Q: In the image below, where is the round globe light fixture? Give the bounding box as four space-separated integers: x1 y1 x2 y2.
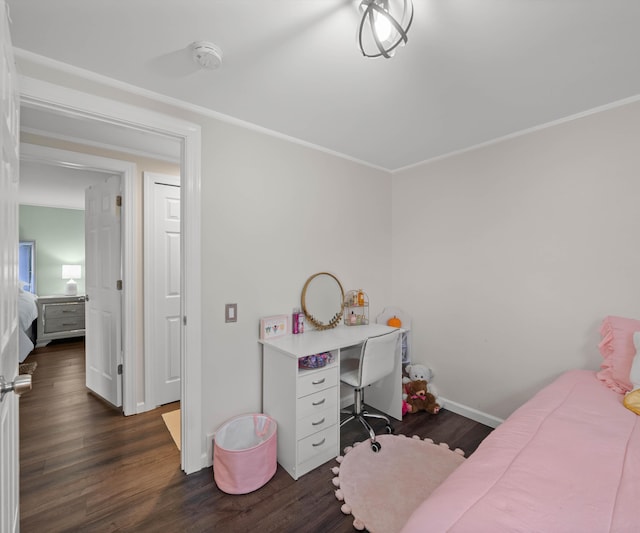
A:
358 0 414 59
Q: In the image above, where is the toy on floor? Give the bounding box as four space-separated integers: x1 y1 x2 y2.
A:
403 379 440 414
402 363 442 408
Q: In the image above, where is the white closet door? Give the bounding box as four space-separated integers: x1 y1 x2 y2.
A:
144 173 181 407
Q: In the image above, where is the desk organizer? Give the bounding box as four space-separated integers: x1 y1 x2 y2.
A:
344 289 369 326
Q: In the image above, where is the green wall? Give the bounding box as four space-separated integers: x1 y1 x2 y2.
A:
19 205 85 296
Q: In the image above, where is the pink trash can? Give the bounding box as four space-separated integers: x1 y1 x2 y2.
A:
213 414 277 494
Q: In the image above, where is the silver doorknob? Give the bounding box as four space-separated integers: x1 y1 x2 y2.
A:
0 375 32 402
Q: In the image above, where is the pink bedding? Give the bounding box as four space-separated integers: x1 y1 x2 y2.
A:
401 370 640 533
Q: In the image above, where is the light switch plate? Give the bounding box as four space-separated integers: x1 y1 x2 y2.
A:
225 303 237 323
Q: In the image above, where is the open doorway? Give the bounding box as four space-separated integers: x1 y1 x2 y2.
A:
19 141 183 409
19 146 185 450
18 155 115 366
16 80 206 473
19 146 130 408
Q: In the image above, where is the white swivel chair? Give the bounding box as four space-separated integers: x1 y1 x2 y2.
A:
340 330 400 452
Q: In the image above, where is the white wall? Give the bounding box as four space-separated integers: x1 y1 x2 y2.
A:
199 120 392 437
392 100 640 421
19 159 108 209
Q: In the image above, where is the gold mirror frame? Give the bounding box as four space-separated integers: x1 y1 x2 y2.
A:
301 272 345 330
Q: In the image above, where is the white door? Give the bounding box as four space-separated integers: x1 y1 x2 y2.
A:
0 0 22 529
144 173 181 406
85 176 123 407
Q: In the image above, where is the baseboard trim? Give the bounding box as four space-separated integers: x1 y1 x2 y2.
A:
440 397 504 428
205 432 215 467
342 391 503 428
202 452 211 469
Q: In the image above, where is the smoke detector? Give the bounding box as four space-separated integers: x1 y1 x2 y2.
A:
191 41 223 69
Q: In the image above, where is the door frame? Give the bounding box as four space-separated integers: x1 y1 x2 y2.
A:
19 77 203 475
143 171 181 409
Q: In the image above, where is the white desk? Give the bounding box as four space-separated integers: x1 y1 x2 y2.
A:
260 324 402 480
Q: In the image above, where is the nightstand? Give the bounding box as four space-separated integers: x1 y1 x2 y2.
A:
36 295 86 347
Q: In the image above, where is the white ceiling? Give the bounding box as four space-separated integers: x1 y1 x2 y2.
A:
19 160 112 210
7 0 640 171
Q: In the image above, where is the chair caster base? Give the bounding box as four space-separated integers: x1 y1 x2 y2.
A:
371 441 382 452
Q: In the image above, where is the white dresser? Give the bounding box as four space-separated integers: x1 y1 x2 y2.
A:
260 324 401 480
36 295 86 347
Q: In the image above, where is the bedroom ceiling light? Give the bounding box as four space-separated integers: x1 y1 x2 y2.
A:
62 264 81 296
191 41 223 69
358 0 413 59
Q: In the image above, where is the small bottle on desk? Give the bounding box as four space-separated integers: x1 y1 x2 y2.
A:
292 309 299 334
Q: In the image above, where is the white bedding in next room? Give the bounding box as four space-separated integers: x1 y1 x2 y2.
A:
18 288 38 362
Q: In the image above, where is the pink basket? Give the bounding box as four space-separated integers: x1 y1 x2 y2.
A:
213 414 277 494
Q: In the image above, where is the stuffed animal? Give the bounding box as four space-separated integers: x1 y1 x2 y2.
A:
402 363 433 384
403 379 440 414
402 363 441 402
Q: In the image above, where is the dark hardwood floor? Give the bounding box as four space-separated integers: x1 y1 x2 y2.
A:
19 339 493 532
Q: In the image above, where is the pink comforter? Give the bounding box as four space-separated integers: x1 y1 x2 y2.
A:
401 370 640 533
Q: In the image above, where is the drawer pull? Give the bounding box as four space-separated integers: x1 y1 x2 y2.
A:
312 438 326 447
311 398 326 406
311 378 325 385
62 322 78 326
311 417 325 426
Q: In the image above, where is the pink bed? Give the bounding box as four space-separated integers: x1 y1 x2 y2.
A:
401 369 640 533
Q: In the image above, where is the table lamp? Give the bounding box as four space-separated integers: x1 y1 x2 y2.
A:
62 264 81 296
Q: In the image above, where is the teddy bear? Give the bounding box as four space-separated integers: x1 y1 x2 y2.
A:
403 379 440 414
402 363 433 384
402 363 441 406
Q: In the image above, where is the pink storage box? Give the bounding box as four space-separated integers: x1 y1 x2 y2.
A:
213 414 277 494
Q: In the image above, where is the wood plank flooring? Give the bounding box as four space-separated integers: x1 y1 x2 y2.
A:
19 339 493 532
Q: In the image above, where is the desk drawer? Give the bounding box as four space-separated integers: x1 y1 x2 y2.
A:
297 389 337 419
297 366 337 398
297 406 337 440
44 316 85 334
297 425 337 464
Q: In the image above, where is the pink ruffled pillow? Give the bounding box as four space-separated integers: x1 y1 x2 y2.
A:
596 316 640 394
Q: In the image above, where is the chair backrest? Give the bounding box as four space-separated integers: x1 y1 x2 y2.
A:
358 330 400 388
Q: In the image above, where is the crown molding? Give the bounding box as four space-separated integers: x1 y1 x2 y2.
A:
393 93 640 174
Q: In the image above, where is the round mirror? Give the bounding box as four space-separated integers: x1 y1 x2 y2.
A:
301 272 345 330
